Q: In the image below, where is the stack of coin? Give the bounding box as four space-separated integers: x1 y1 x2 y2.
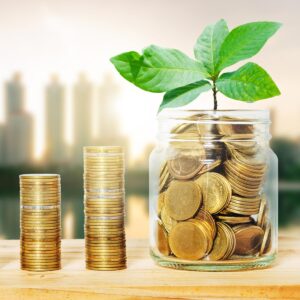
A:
224 155 266 198
155 113 272 262
84 146 126 271
223 195 261 216
19 174 61 271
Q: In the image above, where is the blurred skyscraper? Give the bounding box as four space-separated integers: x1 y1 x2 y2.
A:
5 72 24 117
73 73 93 164
4 73 33 165
95 74 128 154
45 75 66 163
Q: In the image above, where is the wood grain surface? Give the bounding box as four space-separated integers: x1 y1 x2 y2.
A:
0 232 299 299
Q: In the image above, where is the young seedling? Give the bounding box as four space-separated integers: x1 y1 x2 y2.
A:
110 20 281 112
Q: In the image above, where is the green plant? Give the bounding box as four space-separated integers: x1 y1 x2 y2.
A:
110 20 281 112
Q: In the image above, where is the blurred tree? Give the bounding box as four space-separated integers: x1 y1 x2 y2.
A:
271 138 300 180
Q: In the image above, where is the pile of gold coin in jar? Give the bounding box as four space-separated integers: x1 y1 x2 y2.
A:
157 115 271 261
84 146 127 270
20 174 61 271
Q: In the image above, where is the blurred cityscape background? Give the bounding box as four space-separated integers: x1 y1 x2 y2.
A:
0 0 299 239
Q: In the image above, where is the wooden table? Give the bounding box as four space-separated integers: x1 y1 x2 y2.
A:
0 232 299 299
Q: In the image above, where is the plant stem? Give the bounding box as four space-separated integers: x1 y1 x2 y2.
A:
212 81 218 110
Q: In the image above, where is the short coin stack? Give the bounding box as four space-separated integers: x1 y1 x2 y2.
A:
19 174 61 271
84 146 126 270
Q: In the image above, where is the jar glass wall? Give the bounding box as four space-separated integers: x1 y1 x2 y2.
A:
149 110 278 271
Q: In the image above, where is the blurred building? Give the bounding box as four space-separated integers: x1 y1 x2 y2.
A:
5 72 24 117
94 74 129 154
4 113 34 165
3 73 33 165
45 75 66 163
72 73 93 164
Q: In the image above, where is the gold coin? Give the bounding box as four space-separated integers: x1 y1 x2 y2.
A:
20 180 60 185
85 256 126 262
216 215 253 224
85 243 125 248
196 172 231 214
197 159 222 176
21 268 60 272
85 207 123 213
84 146 123 153
86 266 126 271
85 264 126 269
85 233 124 239
21 262 61 268
224 160 264 181
195 209 216 238
21 232 60 237
21 246 60 251
168 153 203 180
233 225 264 255
226 180 260 198
84 161 124 166
224 207 255 216
159 170 172 193
20 188 60 194
157 192 165 217
227 202 260 211
171 122 197 134
257 196 267 227
85 219 123 225
86 252 125 257
165 180 201 221
21 254 60 259
169 221 208 260
207 222 235 260
20 174 60 179
85 221 124 227
85 243 125 249
260 222 272 255
84 229 124 239
217 116 254 136
84 175 124 181
86 243 125 249
85 236 125 242
228 200 260 210
85 228 124 234
86 250 126 255
226 173 263 189
189 219 213 252
160 206 177 233
84 204 124 210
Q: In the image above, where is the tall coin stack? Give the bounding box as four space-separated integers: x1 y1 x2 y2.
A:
20 174 61 271
84 146 127 271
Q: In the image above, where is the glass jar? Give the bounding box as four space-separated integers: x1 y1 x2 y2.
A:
149 110 278 271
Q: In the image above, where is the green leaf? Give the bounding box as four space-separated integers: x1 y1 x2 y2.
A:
110 51 143 84
217 22 282 72
194 19 229 76
111 45 209 93
216 62 280 101
138 45 209 92
158 80 212 112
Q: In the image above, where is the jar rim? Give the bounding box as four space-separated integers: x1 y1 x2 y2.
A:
158 109 270 124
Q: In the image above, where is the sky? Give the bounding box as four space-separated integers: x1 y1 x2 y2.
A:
0 0 299 160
